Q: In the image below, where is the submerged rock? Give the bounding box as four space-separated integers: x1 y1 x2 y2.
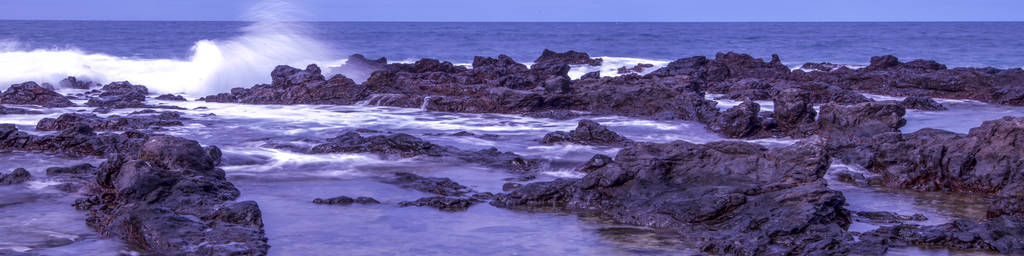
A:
155 94 187 101
45 163 96 176
398 196 478 212
1 82 75 107
381 172 471 196
540 119 632 146
312 132 542 172
0 105 43 115
0 168 31 185
859 216 1024 255
493 138 854 255
313 196 380 205
854 211 928 224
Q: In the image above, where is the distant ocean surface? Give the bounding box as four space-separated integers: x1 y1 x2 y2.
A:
1 21 1023 95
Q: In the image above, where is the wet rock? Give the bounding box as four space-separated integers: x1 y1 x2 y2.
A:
859 216 1024 255
399 196 478 212
534 49 602 66
0 124 148 157
0 105 43 115
540 119 631 146
85 81 149 108
577 154 613 173
523 110 582 120
493 138 854 255
312 132 542 172
707 100 763 138
617 63 654 74
155 94 187 101
201 64 365 105
580 71 601 80
854 211 927 224
381 172 471 196
45 163 96 176
772 89 817 137
900 96 947 111
0 168 31 185
502 182 522 191
816 102 907 140
800 62 842 72
312 196 380 205
35 112 185 131
1 81 75 107
74 135 268 255
59 76 100 89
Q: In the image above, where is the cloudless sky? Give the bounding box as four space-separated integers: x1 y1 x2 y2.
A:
1 0 1022 22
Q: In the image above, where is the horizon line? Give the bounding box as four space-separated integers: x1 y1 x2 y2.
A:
1 19 1023 23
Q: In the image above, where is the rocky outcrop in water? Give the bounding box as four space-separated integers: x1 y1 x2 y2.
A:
540 119 632 146
59 76 100 90
858 216 1024 255
707 100 764 138
311 132 542 172
35 112 185 131
617 63 654 74
155 94 187 101
899 96 947 111
74 135 269 255
534 49 602 66
0 124 147 157
492 138 856 255
85 81 150 108
0 168 31 185
1 82 75 107
200 64 365 105
313 196 380 205
382 172 472 197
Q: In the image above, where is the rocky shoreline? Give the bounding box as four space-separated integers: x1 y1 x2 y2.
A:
2 50 1024 255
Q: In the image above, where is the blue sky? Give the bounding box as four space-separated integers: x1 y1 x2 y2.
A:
1 0 1022 22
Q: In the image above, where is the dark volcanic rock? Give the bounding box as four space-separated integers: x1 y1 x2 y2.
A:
201 64 365 105
0 105 43 115
155 94 187 101
707 100 763 138
399 196 478 212
900 96 947 111
1 82 75 107
311 132 542 172
540 119 631 146
74 135 268 255
859 216 1024 255
35 112 185 131
313 196 380 205
493 138 855 255
0 168 31 185
534 49 602 66
771 89 818 137
381 172 471 196
85 81 149 108
800 62 842 72
617 63 654 74
59 76 100 89
0 124 147 157
854 211 927 224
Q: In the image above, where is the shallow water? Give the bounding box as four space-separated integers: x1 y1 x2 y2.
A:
0 90 1020 255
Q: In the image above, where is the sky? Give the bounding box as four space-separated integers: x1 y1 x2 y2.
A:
0 0 1022 22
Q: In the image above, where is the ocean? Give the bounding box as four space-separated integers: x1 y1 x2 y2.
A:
2 21 1023 95
3 21 1024 255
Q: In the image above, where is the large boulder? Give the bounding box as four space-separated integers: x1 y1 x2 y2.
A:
493 138 856 255
0 168 31 185
707 100 763 138
859 216 1024 255
75 135 268 255
1 82 75 107
201 64 365 105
